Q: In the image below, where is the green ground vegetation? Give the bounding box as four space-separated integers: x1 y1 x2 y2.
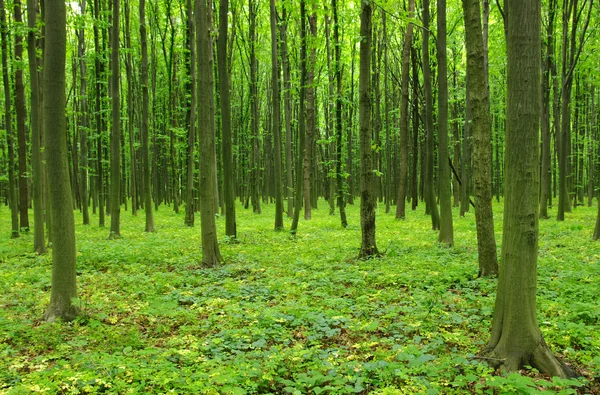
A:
0 201 598 394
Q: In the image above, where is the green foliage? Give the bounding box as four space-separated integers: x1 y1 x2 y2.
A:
0 201 598 394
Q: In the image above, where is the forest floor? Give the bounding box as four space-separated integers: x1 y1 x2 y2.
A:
0 199 599 394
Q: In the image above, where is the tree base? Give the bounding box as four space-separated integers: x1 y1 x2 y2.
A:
44 303 80 322
483 338 578 378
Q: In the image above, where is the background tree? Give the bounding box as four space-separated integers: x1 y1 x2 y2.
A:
269 0 283 231
462 0 498 276
109 0 121 238
140 0 154 232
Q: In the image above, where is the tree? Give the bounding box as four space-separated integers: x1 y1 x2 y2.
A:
395 0 414 220
109 0 121 238
437 0 453 245
93 0 105 228
248 0 261 215
14 0 30 233
304 8 316 220
27 0 45 252
484 0 575 377
280 6 293 218
358 0 377 258
333 0 347 228
462 0 498 276
0 0 18 239
140 0 154 232
44 0 79 322
218 0 237 238
184 0 196 227
270 0 284 231
422 0 439 230
197 0 222 266
290 0 307 235
77 0 90 226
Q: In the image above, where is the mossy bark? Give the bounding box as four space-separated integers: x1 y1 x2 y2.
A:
462 0 498 276
484 0 575 378
44 0 79 322
358 0 378 259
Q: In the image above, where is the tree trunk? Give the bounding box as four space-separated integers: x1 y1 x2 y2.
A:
77 0 90 226
333 0 347 228
411 47 419 211
422 0 439 230
184 0 196 227
269 0 284 231
304 9 316 220
93 0 105 227
124 0 136 217
13 0 29 232
280 7 293 218
437 0 453 245
109 0 121 238
358 0 378 258
248 0 261 215
43 0 79 322
218 0 236 238
485 0 575 377
197 0 222 266
0 0 19 238
395 0 414 219
290 0 307 234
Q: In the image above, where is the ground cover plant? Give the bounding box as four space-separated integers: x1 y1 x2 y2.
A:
0 201 599 394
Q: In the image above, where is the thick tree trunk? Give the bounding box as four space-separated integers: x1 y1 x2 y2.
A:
44 0 79 322
485 0 575 377
197 0 222 266
218 0 236 238
462 0 498 276
437 0 453 245
358 0 378 258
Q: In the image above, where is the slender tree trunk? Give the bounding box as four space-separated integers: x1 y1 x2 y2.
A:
77 0 90 226
462 0 498 276
218 0 236 238
411 48 419 211
280 7 293 218
248 0 261 214
437 0 453 245
485 0 575 377
347 45 356 205
333 0 347 228
43 0 79 322
291 0 307 234
109 0 120 238
185 0 196 226
14 0 29 232
28 0 45 251
422 0 439 230
124 0 136 217
395 0 414 219
139 0 154 231
1 0 18 238
304 10 316 220
93 0 105 227
269 0 284 230
358 0 378 258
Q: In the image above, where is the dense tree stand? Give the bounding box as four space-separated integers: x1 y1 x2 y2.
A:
483 0 575 378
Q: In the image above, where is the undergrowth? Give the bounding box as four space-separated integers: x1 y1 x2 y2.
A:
0 199 598 394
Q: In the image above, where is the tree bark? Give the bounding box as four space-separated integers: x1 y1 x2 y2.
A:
304 9 316 220
422 0 439 230
280 7 293 218
185 0 196 227
1 0 18 238
395 0 414 219
485 0 575 377
197 0 222 266
437 0 453 245
333 0 347 228
109 0 121 238
358 0 378 258
462 0 498 276
43 0 79 322
270 0 284 230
